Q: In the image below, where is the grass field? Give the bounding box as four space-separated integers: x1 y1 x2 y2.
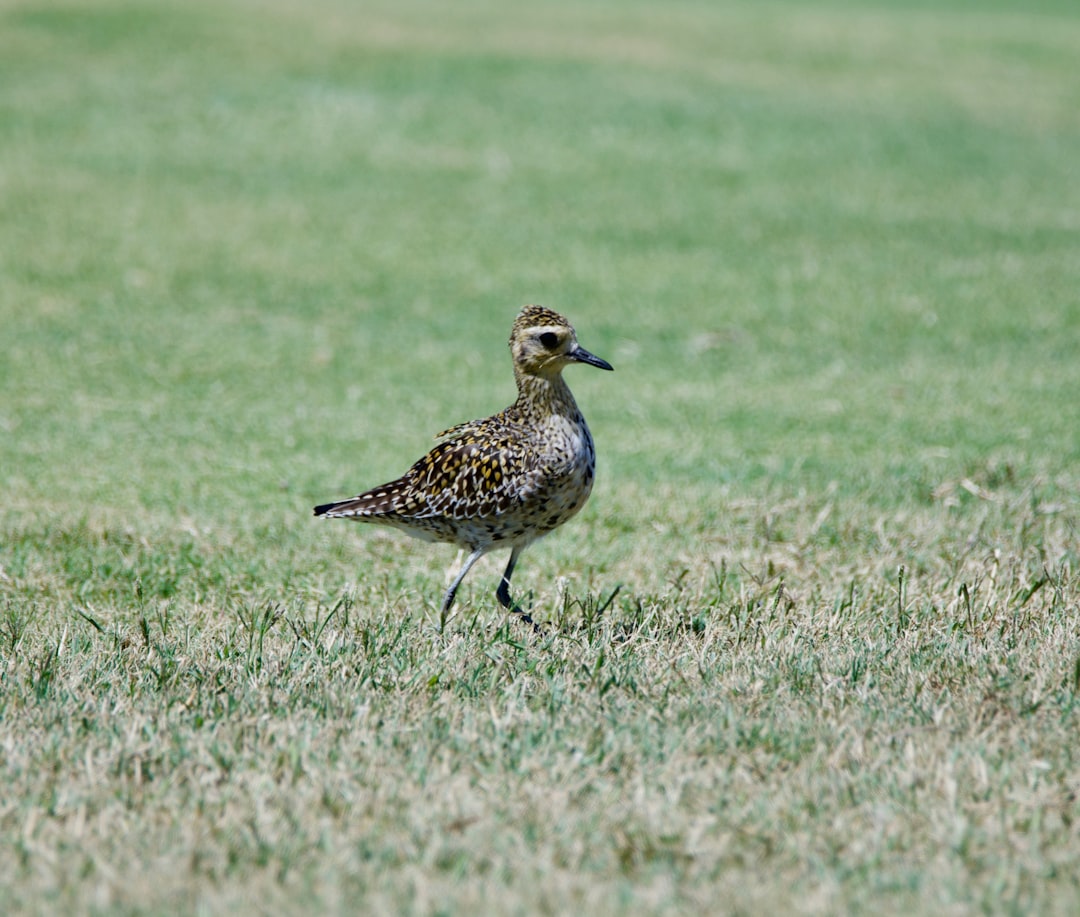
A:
2 0 1080 913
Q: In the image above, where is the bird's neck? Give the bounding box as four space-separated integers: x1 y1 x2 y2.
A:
512 370 579 420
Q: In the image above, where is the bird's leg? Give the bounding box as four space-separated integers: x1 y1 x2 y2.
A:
444 548 467 587
496 547 543 634
494 547 517 609
440 548 485 630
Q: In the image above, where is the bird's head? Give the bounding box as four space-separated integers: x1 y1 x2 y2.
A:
509 305 613 379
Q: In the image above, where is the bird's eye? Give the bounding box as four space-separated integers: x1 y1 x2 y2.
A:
539 332 559 349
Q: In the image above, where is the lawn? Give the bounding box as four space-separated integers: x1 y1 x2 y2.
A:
2 0 1079 913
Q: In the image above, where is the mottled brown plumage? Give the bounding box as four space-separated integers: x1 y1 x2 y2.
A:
314 305 612 626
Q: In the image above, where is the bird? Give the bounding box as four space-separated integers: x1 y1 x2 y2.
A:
314 305 613 629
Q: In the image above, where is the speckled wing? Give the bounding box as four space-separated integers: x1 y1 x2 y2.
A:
433 417 494 441
403 432 542 521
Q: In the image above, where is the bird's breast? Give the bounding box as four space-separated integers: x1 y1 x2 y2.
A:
534 412 595 476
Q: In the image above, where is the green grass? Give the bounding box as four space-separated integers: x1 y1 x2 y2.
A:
2 0 1080 913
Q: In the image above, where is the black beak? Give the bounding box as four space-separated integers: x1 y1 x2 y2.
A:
570 344 614 371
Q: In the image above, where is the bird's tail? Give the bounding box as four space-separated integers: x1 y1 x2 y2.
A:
313 498 361 517
314 487 400 518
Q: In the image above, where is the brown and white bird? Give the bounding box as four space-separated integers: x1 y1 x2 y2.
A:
314 305 613 627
